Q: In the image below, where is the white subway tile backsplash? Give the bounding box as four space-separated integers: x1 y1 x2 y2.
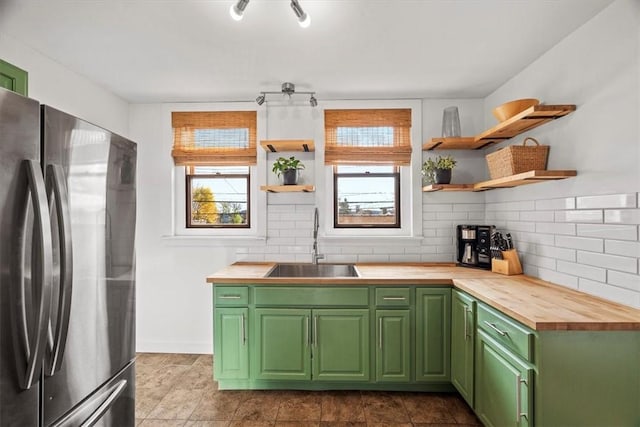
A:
513 231 555 246
436 245 455 254
340 246 374 255
576 193 637 209
486 211 520 221
374 246 405 254
555 235 604 252
295 220 314 229
505 221 536 233
577 224 638 241
422 212 437 221
604 209 640 224
535 222 576 235
577 251 637 274
358 254 390 263
535 197 576 211
389 254 422 262
519 211 554 222
554 210 603 223
607 271 640 292
421 254 455 263
522 254 556 270
578 278 640 309
557 260 607 282
279 212 311 221
266 237 296 245
422 229 437 237
436 212 469 220
423 204 453 212
605 240 640 258
325 254 358 263
536 245 576 262
537 268 579 289
486 200 535 211
453 203 485 212
468 212 485 221
279 228 311 238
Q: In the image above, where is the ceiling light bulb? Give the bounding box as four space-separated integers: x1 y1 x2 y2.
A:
230 0 249 21
290 0 311 28
298 12 310 28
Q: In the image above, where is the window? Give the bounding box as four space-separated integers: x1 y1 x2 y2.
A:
334 165 400 228
186 166 250 228
172 111 257 229
325 108 411 229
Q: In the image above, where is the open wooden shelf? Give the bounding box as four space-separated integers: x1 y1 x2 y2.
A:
260 140 315 152
260 185 315 193
423 105 576 150
422 170 577 192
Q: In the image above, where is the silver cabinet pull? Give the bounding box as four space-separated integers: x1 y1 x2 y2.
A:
45 164 73 377
379 317 383 349
313 315 318 347
463 308 469 341
240 313 246 345
383 296 406 301
15 160 53 390
305 316 310 347
219 295 242 299
515 374 528 422
484 321 508 336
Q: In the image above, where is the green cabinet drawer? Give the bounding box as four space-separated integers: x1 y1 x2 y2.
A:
214 286 249 306
477 303 534 362
375 288 410 307
254 286 368 307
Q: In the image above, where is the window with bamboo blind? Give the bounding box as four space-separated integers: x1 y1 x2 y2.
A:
324 108 412 165
171 111 257 166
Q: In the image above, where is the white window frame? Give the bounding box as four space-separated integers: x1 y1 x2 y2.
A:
317 99 423 239
165 102 267 239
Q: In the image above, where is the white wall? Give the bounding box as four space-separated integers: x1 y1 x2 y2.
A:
0 32 129 136
483 0 640 307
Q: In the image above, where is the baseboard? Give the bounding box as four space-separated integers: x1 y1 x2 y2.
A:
136 340 212 354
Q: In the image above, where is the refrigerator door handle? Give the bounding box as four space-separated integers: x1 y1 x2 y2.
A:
18 160 54 390
45 164 73 376
50 379 128 427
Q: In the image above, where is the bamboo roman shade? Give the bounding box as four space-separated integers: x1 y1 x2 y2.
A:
171 111 257 166
324 109 412 165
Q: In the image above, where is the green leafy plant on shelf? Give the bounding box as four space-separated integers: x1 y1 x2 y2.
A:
422 155 457 185
272 156 305 185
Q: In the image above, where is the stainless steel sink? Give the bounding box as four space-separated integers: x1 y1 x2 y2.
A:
267 263 359 278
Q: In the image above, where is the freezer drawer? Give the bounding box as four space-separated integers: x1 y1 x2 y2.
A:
48 360 135 427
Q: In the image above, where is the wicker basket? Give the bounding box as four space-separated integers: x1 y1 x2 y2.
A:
486 137 549 179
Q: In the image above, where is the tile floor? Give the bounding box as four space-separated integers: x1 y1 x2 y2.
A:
135 353 481 427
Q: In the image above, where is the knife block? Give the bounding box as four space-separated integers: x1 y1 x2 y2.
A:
491 249 523 275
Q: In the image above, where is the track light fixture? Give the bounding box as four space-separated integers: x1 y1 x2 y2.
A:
229 0 310 27
229 0 249 21
290 0 311 28
256 82 317 107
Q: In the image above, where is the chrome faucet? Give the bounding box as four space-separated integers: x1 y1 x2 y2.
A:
312 207 324 264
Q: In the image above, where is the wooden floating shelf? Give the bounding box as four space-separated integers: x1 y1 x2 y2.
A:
260 140 315 153
423 104 576 150
422 170 577 192
260 185 315 193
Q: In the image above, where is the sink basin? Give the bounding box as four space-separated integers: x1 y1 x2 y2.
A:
267 263 359 278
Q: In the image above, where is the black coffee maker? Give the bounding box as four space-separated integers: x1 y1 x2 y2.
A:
456 225 495 269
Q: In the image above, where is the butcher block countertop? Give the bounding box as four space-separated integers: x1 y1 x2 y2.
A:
207 262 640 331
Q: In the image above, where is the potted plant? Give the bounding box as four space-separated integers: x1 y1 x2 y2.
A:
422 155 457 184
272 156 305 185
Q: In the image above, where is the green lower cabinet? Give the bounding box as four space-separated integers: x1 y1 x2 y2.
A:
376 310 410 382
214 308 249 380
451 290 475 407
253 308 311 380
0 59 28 96
415 288 451 382
476 329 533 427
313 309 370 381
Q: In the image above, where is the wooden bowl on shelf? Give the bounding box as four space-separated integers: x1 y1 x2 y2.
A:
492 98 540 122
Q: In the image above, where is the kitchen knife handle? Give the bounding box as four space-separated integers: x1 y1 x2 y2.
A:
45 164 73 376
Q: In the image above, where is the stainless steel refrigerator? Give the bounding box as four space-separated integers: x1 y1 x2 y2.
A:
0 87 136 426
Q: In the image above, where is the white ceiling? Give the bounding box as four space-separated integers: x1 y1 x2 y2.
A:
0 0 614 103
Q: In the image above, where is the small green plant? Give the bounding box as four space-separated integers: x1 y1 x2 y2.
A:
422 155 457 184
271 156 305 177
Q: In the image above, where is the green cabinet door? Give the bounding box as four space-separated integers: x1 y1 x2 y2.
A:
415 288 451 382
214 308 249 380
253 308 311 381
376 310 410 382
313 309 370 381
476 330 533 427
451 290 475 407
0 59 28 96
